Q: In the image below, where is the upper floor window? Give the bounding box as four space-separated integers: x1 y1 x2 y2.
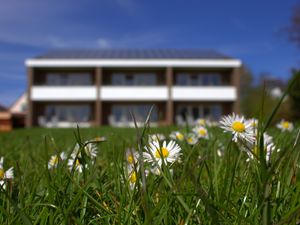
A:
110 73 157 86
45 73 93 86
176 73 221 86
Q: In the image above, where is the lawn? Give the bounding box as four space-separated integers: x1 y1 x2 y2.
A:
0 119 299 225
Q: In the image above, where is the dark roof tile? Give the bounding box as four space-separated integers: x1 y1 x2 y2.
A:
35 49 233 60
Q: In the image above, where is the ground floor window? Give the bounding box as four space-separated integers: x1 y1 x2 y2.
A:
45 104 91 122
111 104 158 123
176 104 222 121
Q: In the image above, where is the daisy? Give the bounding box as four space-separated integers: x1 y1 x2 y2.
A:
276 120 294 132
143 140 181 166
91 136 107 142
48 152 67 169
126 166 138 189
243 133 277 162
72 143 98 159
148 134 166 142
0 157 13 190
192 126 209 139
248 118 259 130
169 131 185 141
125 148 140 166
150 165 173 176
195 118 206 126
186 133 198 145
220 113 254 143
67 157 84 173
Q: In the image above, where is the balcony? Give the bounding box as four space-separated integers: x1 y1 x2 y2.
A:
31 86 97 101
172 86 237 101
101 86 168 101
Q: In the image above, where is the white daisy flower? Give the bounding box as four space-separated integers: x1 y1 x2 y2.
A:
248 118 259 130
143 140 182 166
195 118 206 126
192 126 209 139
276 120 294 132
169 131 185 141
220 113 255 143
216 142 225 157
48 152 67 169
243 133 277 162
67 157 85 173
91 136 107 142
148 134 166 142
0 157 13 190
125 166 138 189
125 148 140 166
72 143 98 159
0 157 13 180
150 165 173 176
186 133 198 145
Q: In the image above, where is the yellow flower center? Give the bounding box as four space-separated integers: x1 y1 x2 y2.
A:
198 119 205 126
0 169 4 179
232 121 245 133
127 155 134 164
198 129 207 136
75 159 81 166
282 122 290 129
155 147 169 158
50 156 59 166
187 137 193 143
176 133 184 140
130 172 137 183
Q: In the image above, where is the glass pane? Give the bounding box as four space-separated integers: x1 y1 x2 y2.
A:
190 75 198 86
192 107 199 119
211 105 222 120
112 73 124 85
177 74 189 86
45 105 91 122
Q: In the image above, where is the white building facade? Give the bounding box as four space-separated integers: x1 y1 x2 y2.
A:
25 49 242 127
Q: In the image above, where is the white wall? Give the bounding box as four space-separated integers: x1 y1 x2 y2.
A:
172 87 236 101
32 87 97 101
101 86 168 101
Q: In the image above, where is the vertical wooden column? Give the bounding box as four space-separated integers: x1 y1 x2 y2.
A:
95 67 102 126
26 67 33 128
232 67 241 114
166 67 173 125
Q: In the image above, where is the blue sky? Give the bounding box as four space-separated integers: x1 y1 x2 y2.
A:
0 0 299 106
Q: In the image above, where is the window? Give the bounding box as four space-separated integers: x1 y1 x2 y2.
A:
176 104 222 120
45 105 91 122
111 73 157 85
46 73 92 86
177 73 189 86
176 73 222 86
111 105 158 122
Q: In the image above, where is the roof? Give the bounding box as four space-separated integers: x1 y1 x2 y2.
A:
35 49 233 60
0 104 8 112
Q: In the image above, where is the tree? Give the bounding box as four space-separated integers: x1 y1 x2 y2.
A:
288 70 300 120
287 4 300 48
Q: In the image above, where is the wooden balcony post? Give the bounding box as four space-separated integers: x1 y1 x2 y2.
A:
95 67 102 126
166 67 173 125
26 67 33 128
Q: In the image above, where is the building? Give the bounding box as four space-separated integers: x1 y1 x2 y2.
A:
25 49 242 127
0 104 12 131
10 93 27 127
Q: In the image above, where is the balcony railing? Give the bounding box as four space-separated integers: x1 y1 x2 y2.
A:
31 86 97 101
101 86 168 101
172 86 236 101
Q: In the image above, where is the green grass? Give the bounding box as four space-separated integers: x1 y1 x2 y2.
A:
0 123 299 225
